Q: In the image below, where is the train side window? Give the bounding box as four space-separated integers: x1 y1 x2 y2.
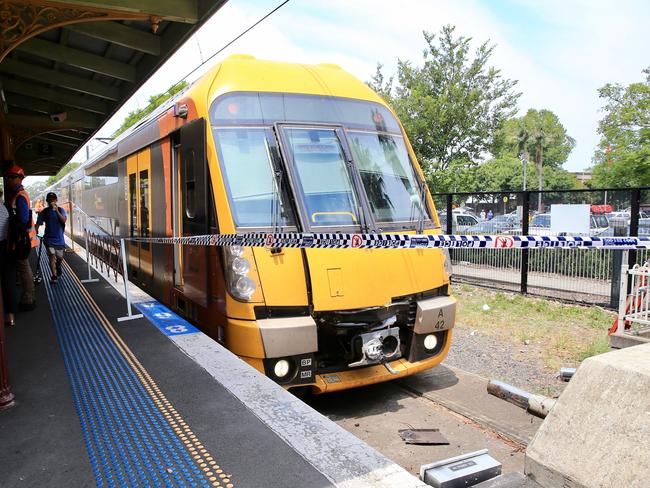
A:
140 170 150 250
180 118 208 231
184 148 196 219
129 173 137 237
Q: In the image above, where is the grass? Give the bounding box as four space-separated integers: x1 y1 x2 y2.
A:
453 284 613 370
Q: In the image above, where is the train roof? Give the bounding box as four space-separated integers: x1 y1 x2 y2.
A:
206 55 384 105
80 55 387 175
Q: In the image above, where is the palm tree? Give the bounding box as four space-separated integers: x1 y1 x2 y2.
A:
529 111 561 211
516 127 529 191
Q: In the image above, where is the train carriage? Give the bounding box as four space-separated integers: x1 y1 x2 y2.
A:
44 55 456 394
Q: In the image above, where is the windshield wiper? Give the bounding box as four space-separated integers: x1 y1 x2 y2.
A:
268 136 285 252
271 168 283 232
415 178 427 234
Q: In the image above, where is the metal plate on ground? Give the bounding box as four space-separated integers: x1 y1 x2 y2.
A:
420 449 502 487
399 429 449 445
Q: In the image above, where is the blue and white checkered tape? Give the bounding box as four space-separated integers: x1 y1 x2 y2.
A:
125 233 650 250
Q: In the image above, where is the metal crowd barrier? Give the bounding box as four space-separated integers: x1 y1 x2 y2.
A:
615 262 650 344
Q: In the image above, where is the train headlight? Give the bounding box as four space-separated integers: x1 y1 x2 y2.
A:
423 334 438 351
274 359 291 378
224 246 257 301
230 245 244 257
231 256 251 274
234 276 256 299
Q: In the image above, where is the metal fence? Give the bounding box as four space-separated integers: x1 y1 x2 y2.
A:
432 188 650 308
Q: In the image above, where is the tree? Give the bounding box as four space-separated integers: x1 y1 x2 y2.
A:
25 179 48 198
493 109 575 209
371 25 520 193
476 155 536 192
46 161 81 186
367 63 393 103
476 155 577 193
112 80 189 138
591 66 650 188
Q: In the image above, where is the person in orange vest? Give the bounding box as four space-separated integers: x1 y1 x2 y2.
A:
4 165 37 311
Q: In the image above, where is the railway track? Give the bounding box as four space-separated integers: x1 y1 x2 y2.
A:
308 365 541 477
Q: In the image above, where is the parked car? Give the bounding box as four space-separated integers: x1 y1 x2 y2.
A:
607 211 631 221
467 214 520 234
526 213 609 236
600 217 650 237
438 212 479 233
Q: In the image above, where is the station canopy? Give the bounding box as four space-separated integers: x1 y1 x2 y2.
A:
0 0 227 175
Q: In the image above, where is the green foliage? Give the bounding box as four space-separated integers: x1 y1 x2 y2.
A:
493 109 575 169
431 151 577 197
112 80 189 138
46 161 81 186
373 25 520 193
592 66 650 188
367 63 393 103
476 155 537 192
25 179 48 197
427 158 479 193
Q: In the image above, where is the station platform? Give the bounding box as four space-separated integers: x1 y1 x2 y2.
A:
0 249 424 488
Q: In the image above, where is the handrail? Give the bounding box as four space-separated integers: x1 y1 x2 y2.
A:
71 203 114 238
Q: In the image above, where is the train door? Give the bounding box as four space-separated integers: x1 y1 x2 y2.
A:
171 142 182 288
127 154 139 272
172 118 210 308
126 148 153 281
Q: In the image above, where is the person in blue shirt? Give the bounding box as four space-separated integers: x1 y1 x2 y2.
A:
4 164 36 308
35 192 67 283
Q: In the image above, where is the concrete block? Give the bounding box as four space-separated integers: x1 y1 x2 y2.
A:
609 331 650 350
525 343 650 488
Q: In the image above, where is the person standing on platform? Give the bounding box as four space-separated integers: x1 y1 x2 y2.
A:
4 165 37 310
0 189 17 326
35 192 67 284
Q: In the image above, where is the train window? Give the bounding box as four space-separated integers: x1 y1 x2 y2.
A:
184 149 195 181
214 128 295 228
208 183 217 231
183 147 196 219
185 181 196 219
283 127 359 228
349 132 430 224
140 170 149 238
129 173 137 237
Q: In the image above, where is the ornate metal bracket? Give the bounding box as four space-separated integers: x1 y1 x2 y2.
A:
0 1 149 62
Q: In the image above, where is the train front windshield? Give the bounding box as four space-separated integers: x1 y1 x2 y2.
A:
211 93 432 231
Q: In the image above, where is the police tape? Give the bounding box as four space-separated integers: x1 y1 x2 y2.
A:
124 233 650 250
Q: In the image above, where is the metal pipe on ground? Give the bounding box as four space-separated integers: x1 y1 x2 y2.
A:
487 379 556 419
559 367 577 382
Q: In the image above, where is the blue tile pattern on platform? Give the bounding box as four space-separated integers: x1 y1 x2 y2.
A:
41 255 211 488
135 301 200 337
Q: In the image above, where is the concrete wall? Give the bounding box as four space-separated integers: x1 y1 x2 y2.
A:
525 343 650 487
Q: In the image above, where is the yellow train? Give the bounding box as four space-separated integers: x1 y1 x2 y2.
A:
46 55 456 394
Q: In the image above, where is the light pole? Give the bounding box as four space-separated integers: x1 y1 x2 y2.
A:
520 152 528 191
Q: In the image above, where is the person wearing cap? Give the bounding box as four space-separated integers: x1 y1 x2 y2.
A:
4 164 37 310
0 188 18 326
35 192 67 283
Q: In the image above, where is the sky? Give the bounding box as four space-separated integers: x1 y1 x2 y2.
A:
26 0 650 185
